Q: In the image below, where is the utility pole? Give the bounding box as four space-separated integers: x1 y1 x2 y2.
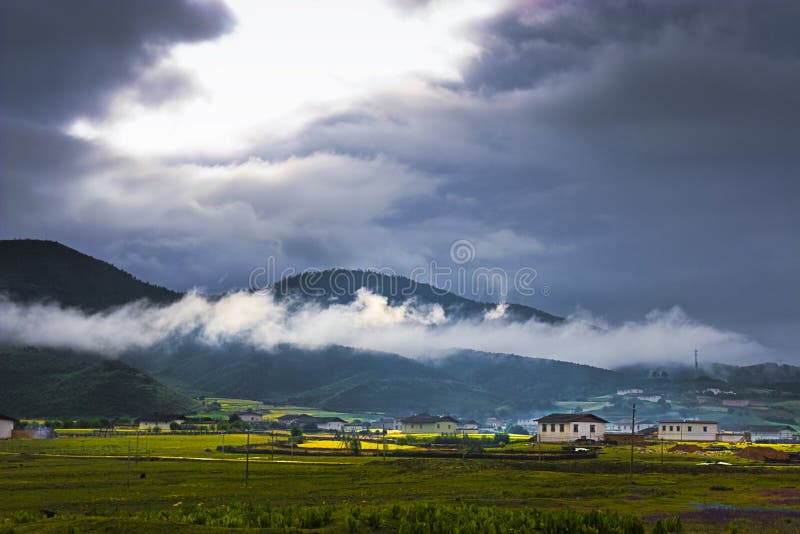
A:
245 429 250 487
134 431 140 465
629 403 636 482
538 425 542 462
126 440 132 488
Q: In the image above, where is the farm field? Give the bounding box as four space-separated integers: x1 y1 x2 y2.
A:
2 435 800 532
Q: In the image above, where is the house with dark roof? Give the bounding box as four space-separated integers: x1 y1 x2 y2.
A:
276 414 346 432
536 413 608 443
316 417 346 432
0 414 17 440
399 413 459 435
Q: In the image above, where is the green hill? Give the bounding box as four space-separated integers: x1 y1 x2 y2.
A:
0 239 180 311
274 269 564 324
0 345 199 418
121 341 623 417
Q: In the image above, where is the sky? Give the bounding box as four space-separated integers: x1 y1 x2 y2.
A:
1 0 798 363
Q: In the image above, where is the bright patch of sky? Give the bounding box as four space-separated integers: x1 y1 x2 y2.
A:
67 0 506 157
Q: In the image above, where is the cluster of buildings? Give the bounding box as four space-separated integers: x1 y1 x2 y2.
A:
4 409 797 444
535 413 798 443
276 413 478 435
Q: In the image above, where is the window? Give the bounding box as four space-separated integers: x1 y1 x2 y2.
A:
676 426 681 432
669 426 673 431
662 425 666 431
590 424 596 433
550 424 556 432
703 426 707 432
573 424 579 433
688 426 692 432
437 424 440 429
541 425 546 432
559 424 565 432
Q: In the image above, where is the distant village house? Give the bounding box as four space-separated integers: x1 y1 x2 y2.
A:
536 413 608 443
747 425 796 442
456 420 479 435
658 420 718 441
399 414 458 435
0 414 16 439
138 415 185 431
232 411 263 424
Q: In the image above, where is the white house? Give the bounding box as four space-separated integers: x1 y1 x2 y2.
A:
748 425 796 442
233 411 264 424
399 414 459 435
658 420 718 441
317 417 346 432
536 413 608 443
0 414 16 439
456 420 479 435
370 417 401 431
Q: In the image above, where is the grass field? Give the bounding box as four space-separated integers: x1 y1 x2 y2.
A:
1 435 799 532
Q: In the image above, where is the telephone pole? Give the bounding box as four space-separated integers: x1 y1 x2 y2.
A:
244 429 250 487
629 403 636 482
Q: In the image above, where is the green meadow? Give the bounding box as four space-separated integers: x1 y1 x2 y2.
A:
2 434 800 532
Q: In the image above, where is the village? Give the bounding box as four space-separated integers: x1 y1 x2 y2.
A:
3 407 798 446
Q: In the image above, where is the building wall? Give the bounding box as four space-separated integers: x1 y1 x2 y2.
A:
751 430 794 441
538 421 605 443
401 421 457 434
658 422 718 441
0 420 13 439
318 422 345 432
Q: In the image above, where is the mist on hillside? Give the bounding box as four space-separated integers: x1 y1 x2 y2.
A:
0 288 767 368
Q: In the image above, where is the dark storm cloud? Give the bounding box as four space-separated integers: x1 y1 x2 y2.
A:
259 0 800 357
1 0 798 361
0 0 233 125
461 0 800 92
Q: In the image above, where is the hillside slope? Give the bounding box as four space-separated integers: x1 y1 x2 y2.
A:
121 342 624 416
0 239 180 311
0 346 199 418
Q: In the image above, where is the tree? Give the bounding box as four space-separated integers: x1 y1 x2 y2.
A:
506 425 529 435
290 424 304 444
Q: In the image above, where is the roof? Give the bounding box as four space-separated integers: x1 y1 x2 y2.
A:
537 413 609 424
317 417 346 423
400 413 459 424
658 420 718 424
0 414 17 422
233 411 262 416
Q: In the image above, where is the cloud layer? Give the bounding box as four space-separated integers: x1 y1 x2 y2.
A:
1 0 798 359
0 290 767 367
